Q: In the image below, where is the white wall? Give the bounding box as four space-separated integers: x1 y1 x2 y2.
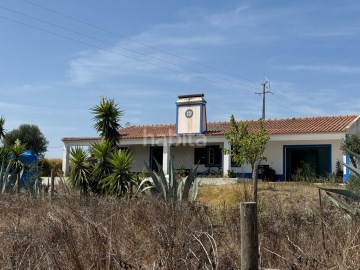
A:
127 145 151 172
227 138 343 178
178 106 201 134
348 117 360 134
96 132 345 179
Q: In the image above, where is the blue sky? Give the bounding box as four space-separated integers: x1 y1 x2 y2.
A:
1 0 359 158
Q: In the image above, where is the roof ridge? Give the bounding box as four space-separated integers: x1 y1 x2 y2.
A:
119 115 360 130
121 115 359 127
121 123 175 128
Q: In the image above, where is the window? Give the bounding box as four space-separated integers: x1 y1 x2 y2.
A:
208 148 215 164
194 146 222 166
194 148 206 164
206 146 222 166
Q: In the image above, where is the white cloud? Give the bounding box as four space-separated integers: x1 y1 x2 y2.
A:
205 6 253 28
278 64 360 74
0 102 29 110
303 29 358 38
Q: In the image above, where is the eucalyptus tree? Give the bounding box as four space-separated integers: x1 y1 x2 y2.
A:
224 115 270 202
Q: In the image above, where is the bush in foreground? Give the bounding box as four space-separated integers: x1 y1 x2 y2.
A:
0 188 359 269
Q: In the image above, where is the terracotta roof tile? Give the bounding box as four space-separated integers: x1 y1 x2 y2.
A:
61 137 100 142
62 115 359 141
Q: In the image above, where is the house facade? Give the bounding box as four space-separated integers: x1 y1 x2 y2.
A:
62 94 360 181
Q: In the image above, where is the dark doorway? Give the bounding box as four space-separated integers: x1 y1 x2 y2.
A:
150 146 163 172
285 145 331 180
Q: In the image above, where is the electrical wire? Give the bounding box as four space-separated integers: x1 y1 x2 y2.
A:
4 2 306 118
1 5 258 91
0 14 256 91
267 94 301 117
22 0 260 89
272 91 303 109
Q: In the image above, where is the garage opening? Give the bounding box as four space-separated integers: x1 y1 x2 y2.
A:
284 145 331 180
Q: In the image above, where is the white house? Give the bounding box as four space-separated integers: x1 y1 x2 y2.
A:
62 94 360 181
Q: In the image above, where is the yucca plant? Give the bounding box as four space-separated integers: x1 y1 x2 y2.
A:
99 150 134 197
89 139 114 192
0 116 5 142
1 140 41 193
140 159 200 203
8 139 26 192
91 97 123 149
69 147 91 196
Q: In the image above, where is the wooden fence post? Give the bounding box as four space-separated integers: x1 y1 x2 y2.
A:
240 202 258 270
50 168 55 200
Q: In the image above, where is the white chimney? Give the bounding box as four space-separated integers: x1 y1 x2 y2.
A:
176 94 207 135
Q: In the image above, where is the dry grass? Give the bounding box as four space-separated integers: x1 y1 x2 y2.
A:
0 182 359 269
197 181 324 208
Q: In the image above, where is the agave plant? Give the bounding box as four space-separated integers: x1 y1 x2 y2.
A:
140 159 200 203
316 148 360 217
0 147 13 193
342 149 360 178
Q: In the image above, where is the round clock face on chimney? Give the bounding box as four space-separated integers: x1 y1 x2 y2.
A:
185 109 193 118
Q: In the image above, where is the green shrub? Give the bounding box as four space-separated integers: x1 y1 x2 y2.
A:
39 158 62 176
227 170 237 178
348 176 360 195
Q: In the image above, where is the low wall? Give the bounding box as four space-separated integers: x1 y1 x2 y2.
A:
199 177 246 185
40 177 63 185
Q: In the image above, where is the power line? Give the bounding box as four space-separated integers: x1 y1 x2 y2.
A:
272 91 303 109
22 0 260 89
1 5 257 91
267 93 300 117
0 14 256 91
4 2 306 118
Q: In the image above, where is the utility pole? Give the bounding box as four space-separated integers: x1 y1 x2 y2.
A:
256 80 272 119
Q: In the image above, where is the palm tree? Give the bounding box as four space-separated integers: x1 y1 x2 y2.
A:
100 150 134 197
91 97 123 149
69 147 91 197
